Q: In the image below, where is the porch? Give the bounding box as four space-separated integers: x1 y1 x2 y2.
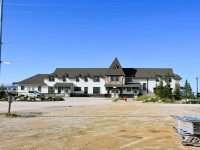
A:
105 83 140 98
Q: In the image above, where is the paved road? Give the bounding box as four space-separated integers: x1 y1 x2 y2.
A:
0 97 112 112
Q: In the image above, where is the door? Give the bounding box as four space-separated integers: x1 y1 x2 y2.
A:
111 89 118 98
84 87 88 94
58 87 62 94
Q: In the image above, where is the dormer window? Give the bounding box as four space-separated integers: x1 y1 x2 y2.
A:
93 76 100 82
85 76 88 82
49 76 55 82
165 76 172 83
63 76 66 82
76 76 80 82
155 75 160 82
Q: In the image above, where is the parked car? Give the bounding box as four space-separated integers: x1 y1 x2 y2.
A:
197 93 200 98
21 91 44 98
4 86 18 96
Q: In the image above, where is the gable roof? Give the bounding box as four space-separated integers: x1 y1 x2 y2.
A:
17 74 49 85
54 68 108 78
106 57 125 76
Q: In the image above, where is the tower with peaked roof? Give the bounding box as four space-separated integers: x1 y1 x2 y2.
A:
105 58 126 96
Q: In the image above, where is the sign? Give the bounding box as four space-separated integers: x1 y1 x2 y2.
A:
8 95 14 103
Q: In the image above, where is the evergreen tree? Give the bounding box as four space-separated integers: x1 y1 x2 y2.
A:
154 80 164 98
163 83 172 99
183 80 193 98
173 83 181 99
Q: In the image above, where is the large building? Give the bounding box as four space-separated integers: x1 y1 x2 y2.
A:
17 58 181 98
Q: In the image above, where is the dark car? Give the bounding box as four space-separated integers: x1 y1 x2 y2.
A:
197 93 200 98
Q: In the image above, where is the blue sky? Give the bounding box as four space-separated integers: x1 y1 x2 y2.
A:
1 0 200 91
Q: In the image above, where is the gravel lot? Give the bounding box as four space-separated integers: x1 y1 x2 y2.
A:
0 97 112 112
1 99 200 150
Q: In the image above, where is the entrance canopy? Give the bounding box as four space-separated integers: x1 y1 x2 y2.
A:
54 83 72 87
105 83 140 88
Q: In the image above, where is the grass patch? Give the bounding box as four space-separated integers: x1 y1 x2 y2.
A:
137 95 159 103
136 95 176 103
0 112 19 117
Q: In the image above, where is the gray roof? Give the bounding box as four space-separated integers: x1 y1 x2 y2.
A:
106 58 125 76
17 74 49 85
17 68 181 86
123 68 180 79
54 68 107 78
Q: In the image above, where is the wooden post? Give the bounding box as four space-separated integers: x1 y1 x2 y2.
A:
8 95 13 113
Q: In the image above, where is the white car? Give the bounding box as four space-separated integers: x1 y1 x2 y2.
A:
21 91 44 98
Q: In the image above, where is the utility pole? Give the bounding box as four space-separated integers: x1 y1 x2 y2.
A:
197 77 199 97
0 0 10 74
0 0 4 72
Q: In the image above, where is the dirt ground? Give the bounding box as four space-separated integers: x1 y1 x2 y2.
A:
1 100 200 150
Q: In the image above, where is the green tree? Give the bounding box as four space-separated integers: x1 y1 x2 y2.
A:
173 83 181 99
0 88 7 99
163 83 172 99
154 80 164 98
183 80 193 98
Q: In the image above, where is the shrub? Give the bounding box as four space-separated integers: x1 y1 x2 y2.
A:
0 112 19 117
0 89 7 99
19 96 28 101
137 95 153 101
40 96 46 101
113 98 118 102
161 98 174 103
137 95 159 103
0 97 8 101
53 96 64 101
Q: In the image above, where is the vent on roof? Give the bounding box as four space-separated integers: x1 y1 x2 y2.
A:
113 65 119 69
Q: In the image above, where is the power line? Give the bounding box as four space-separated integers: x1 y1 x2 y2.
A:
3 21 41 25
4 2 104 7
5 10 85 15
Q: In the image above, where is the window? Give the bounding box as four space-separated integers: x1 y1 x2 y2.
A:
84 87 88 94
48 87 55 94
85 77 88 82
74 87 81 91
143 83 147 90
93 87 100 94
63 76 66 82
111 76 119 81
21 86 25 90
93 76 100 82
116 76 119 81
165 76 172 83
127 87 131 92
38 86 41 92
134 89 138 94
155 76 160 82
125 77 132 82
76 76 80 82
49 76 55 82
